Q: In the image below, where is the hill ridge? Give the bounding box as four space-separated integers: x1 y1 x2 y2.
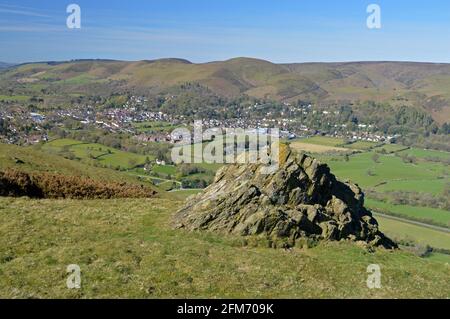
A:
3 57 450 123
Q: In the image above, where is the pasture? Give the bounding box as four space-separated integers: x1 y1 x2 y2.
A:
296 136 346 147
324 152 446 189
290 141 349 154
0 197 448 298
344 140 379 150
42 138 152 169
375 215 450 250
366 199 450 227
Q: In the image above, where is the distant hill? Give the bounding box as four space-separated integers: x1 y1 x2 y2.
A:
0 62 14 70
2 58 450 123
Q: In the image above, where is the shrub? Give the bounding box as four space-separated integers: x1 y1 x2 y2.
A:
0 169 157 199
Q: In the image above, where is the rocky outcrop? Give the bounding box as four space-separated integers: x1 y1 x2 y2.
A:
174 145 397 249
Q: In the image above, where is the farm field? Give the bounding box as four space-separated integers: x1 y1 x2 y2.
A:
151 164 177 176
375 179 447 196
366 199 450 227
132 121 184 133
290 141 349 154
0 197 448 299
296 136 346 147
323 152 447 189
427 252 450 264
375 215 450 250
41 138 152 169
344 140 379 150
398 147 450 160
0 95 30 102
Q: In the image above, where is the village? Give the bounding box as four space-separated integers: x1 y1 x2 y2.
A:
0 95 399 146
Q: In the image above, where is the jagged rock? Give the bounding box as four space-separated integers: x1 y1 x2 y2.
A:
174 145 397 249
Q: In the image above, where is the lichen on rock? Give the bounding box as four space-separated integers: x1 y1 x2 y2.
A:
173 145 397 249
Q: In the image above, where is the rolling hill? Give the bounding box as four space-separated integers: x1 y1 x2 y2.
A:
1 58 450 123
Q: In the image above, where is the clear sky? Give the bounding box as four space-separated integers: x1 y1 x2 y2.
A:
1 0 450 64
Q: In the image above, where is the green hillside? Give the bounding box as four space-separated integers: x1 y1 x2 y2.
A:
0 143 155 189
0 197 448 298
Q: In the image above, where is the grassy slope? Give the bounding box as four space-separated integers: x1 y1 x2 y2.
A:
0 197 448 299
0 143 156 190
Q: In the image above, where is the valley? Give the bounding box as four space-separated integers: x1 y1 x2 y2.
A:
0 58 449 298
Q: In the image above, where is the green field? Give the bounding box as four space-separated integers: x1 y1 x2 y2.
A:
344 140 379 150
375 215 450 250
366 199 450 227
132 121 183 133
297 136 346 147
375 179 447 195
42 139 152 169
427 252 450 264
398 147 450 160
0 95 30 102
324 152 447 189
151 164 177 176
0 197 449 298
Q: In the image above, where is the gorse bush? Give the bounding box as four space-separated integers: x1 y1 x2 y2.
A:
0 169 157 199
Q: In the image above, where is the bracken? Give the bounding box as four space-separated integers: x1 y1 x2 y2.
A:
0 169 157 199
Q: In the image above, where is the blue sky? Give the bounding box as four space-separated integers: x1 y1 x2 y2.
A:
0 0 450 63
